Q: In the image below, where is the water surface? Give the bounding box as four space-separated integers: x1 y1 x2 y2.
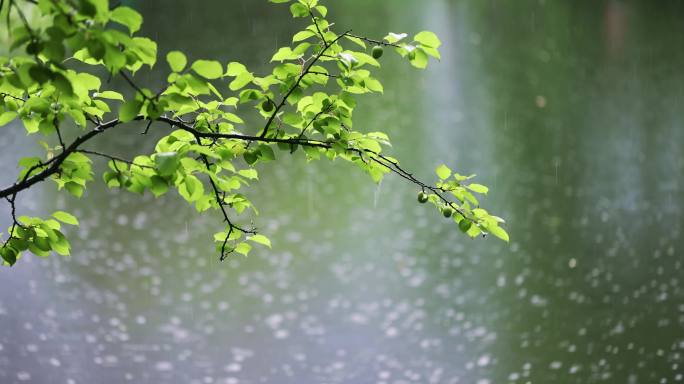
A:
1 1 683 383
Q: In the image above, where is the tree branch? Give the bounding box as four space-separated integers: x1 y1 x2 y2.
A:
156 116 333 149
1 196 24 249
309 10 328 48
0 119 122 199
190 132 256 260
1 113 469 223
258 30 350 138
77 149 154 169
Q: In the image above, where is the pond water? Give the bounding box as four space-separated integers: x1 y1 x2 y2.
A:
1 1 683 383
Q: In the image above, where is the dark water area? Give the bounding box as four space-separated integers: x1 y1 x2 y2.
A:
1 1 683 383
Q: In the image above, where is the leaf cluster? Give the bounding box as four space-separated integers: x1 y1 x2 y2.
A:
0 0 507 266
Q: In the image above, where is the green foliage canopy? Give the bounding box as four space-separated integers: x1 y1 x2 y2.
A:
0 0 508 266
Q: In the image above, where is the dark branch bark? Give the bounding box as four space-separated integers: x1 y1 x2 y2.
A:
1 111 468 222
0 119 121 199
344 32 402 48
156 116 332 148
77 149 154 169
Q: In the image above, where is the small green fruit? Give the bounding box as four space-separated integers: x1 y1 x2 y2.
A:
417 192 428 203
442 207 453 218
262 100 274 112
372 45 384 59
458 219 472 233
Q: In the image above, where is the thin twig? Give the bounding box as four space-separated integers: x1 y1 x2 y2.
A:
309 10 328 48
77 149 154 169
308 70 338 78
120 71 149 99
344 32 401 48
53 116 65 149
258 30 350 138
191 133 256 260
0 118 123 199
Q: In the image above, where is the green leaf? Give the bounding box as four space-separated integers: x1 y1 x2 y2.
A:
290 3 308 17
191 60 224 79
64 182 85 198
75 73 102 93
238 169 258 180
73 72 102 92
0 111 18 127
293 30 316 42
166 51 187 72
179 174 204 202
149 175 169 197
85 0 108 18
422 46 441 60
385 32 408 44
344 35 366 49
314 5 327 17
154 152 179 176
110 6 143 34
104 44 127 73
1 247 18 266
409 48 429 69
31 236 52 253
52 73 74 96
119 99 142 122
467 183 489 194
271 47 301 62
229 71 254 91
29 65 53 84
66 152 91 164
94 91 124 101
414 31 442 48
248 234 272 248
458 219 472 233
226 62 247 76
235 242 252 256
131 37 158 67
436 164 451 180
282 112 303 126
68 109 86 127
258 145 276 162
244 151 258 165
358 138 381 153
52 211 79 226
51 232 71 256
489 225 510 242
